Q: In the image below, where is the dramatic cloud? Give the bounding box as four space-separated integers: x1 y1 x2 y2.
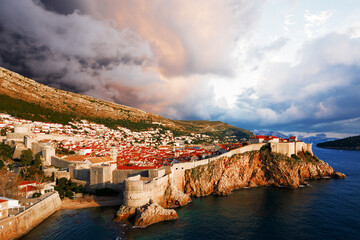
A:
0 0 262 120
1 0 360 136
230 32 360 133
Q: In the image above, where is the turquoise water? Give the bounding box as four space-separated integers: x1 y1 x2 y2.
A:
21 147 360 240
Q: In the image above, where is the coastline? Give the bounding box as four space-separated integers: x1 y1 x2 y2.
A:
317 146 360 150
61 196 122 210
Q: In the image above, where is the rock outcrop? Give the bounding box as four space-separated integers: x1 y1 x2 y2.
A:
184 150 339 197
333 171 346 179
114 201 178 228
158 181 192 208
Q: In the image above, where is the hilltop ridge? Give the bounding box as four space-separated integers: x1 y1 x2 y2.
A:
0 66 252 140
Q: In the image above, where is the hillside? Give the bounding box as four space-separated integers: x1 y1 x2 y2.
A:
0 66 252 140
317 136 360 150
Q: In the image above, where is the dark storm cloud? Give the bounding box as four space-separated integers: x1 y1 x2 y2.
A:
0 0 264 123
37 0 86 15
0 0 154 97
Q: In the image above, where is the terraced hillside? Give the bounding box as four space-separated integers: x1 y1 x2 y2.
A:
0 66 252 140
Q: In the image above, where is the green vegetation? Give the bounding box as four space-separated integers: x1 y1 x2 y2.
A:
317 135 360 150
20 149 33 166
172 120 253 141
1 128 7 136
297 150 319 163
0 143 12 161
33 153 42 169
88 117 158 132
32 192 41 198
17 149 48 180
54 177 83 199
0 159 4 169
260 147 318 164
0 69 253 139
56 147 75 155
0 94 160 132
260 144 271 152
0 94 73 125
190 166 202 179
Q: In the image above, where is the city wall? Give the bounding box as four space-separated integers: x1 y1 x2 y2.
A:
124 174 170 207
270 142 313 157
124 143 266 207
123 142 314 207
0 192 62 240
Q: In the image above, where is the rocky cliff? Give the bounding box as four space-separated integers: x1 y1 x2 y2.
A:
157 181 192 208
184 149 338 197
114 200 178 228
115 181 190 227
116 148 345 228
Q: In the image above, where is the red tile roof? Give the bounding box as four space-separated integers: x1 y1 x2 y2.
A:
18 180 38 186
20 186 38 192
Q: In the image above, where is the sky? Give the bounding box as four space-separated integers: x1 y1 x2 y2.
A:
0 0 360 138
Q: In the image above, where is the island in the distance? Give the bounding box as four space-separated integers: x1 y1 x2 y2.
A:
317 135 360 150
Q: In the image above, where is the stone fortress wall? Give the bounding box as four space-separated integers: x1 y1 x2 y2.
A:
124 143 266 207
124 142 313 207
270 141 313 157
0 192 62 240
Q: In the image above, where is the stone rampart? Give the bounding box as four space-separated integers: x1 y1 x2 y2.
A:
124 143 267 207
124 174 171 207
270 142 313 157
123 142 313 207
0 192 62 240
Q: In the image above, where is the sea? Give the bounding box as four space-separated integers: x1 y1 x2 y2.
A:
21 147 360 240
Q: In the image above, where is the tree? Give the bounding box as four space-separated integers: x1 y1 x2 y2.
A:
20 149 33 166
32 173 44 193
0 128 7 136
0 143 12 160
0 159 4 169
33 153 42 169
54 178 83 199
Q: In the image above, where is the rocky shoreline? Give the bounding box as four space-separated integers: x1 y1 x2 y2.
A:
114 200 178 228
114 149 346 228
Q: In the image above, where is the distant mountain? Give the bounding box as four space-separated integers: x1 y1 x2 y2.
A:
317 136 360 150
299 135 338 145
0 66 252 140
253 130 338 144
252 130 288 138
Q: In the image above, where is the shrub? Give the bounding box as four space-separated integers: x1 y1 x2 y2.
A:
55 177 84 199
65 190 74 199
260 144 270 152
32 192 41 198
291 154 300 161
